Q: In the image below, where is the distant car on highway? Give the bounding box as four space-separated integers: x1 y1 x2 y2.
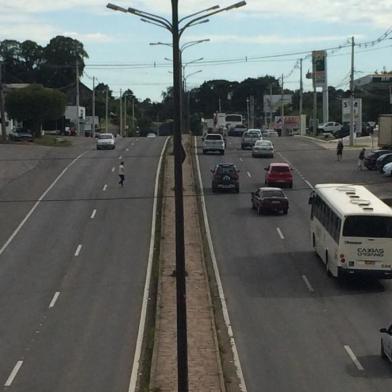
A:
203 133 225 155
252 140 274 158
264 162 293 188
211 163 239 193
318 121 342 134
241 129 262 149
364 149 392 170
380 324 392 362
262 129 279 137
8 128 33 142
251 187 289 215
228 124 247 137
146 132 157 138
96 133 115 150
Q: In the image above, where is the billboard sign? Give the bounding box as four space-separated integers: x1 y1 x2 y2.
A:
312 50 327 87
263 94 292 113
342 98 362 133
274 116 300 130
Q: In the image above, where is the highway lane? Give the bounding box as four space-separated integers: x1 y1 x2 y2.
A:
0 136 165 391
198 135 392 392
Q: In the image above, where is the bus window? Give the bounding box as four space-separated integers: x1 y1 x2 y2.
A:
343 216 392 238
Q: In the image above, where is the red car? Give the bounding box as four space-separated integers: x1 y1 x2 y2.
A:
264 163 293 188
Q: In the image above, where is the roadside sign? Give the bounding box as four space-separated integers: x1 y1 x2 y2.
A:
263 95 292 113
312 50 327 87
342 98 362 133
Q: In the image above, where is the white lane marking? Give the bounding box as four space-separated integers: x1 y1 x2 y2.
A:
344 345 364 371
4 361 23 386
194 136 247 392
112 167 115 172
0 152 87 257
240 158 243 162
74 244 82 257
90 209 97 219
127 137 169 392
118 156 123 160
247 171 252 178
305 179 314 189
126 148 129 151
103 184 108 191
302 275 314 292
276 227 285 240
49 292 60 308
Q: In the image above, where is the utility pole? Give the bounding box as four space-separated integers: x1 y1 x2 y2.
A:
281 74 285 136
269 84 273 128
105 86 109 133
218 97 222 112
312 56 317 135
119 89 123 137
132 98 135 134
349 36 355 147
246 97 250 126
92 76 96 137
0 61 7 142
124 94 127 136
76 60 80 136
299 58 303 115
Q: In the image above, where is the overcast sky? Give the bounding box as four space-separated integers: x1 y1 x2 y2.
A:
1 0 392 102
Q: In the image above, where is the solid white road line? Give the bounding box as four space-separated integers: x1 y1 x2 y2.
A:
49 292 60 308
90 209 97 219
127 137 169 392
194 136 248 392
305 179 314 189
74 244 82 257
240 158 243 162
344 345 364 371
4 361 23 386
276 227 285 240
0 152 87 258
302 275 314 292
247 171 252 178
112 167 115 172
103 184 108 191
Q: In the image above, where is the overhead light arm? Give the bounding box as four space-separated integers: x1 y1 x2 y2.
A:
179 5 219 23
128 7 172 30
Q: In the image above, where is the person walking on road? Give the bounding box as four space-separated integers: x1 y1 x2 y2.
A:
358 148 366 170
336 139 344 161
118 161 125 186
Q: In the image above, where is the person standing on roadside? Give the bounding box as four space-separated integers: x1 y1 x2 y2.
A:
118 161 125 186
358 148 366 170
336 139 344 161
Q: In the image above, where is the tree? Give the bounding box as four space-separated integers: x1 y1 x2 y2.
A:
5 84 66 136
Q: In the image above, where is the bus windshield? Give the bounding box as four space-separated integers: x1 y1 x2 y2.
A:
343 216 392 238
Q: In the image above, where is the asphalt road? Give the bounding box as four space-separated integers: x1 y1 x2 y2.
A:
197 135 392 392
0 136 166 391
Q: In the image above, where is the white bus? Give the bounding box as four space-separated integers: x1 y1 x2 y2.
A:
309 184 392 279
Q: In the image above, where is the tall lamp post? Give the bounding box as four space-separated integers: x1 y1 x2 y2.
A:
107 2 246 391
184 70 203 133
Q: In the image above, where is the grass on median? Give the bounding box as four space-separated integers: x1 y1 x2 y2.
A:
34 135 72 147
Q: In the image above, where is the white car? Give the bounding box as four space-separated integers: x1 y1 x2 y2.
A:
252 140 274 158
241 129 262 149
318 122 342 134
383 162 392 176
202 133 225 155
96 133 115 150
380 324 392 362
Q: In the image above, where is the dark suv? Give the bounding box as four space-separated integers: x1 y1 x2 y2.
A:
211 163 240 193
364 149 392 170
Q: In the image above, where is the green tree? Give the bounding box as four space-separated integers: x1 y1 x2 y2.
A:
5 84 66 136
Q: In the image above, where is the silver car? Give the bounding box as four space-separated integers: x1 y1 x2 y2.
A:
96 133 115 150
380 324 392 362
252 140 274 158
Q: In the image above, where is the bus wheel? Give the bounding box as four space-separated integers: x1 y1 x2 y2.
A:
325 251 333 277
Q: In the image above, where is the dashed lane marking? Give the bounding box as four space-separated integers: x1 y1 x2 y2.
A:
247 171 252 178
112 167 115 172
90 209 97 219
302 275 314 292
49 292 60 308
276 227 285 239
103 184 108 191
4 361 23 386
74 244 82 257
344 345 364 371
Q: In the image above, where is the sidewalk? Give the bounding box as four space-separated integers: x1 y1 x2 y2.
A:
299 134 379 150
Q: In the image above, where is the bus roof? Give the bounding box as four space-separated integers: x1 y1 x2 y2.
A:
314 184 392 217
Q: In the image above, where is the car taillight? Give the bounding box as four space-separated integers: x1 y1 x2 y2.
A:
339 254 346 263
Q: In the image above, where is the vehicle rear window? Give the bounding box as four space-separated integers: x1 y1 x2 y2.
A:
99 134 113 139
217 166 236 174
206 135 222 140
271 166 289 172
262 190 284 198
343 216 392 238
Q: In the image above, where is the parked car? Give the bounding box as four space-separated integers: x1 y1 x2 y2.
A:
376 153 392 172
364 149 392 170
228 124 247 137
263 129 279 137
8 128 33 142
241 129 262 149
252 140 274 158
318 121 342 134
264 162 293 188
211 163 240 193
96 133 115 150
333 123 350 139
382 162 392 176
251 187 289 215
203 133 225 155
380 324 392 362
